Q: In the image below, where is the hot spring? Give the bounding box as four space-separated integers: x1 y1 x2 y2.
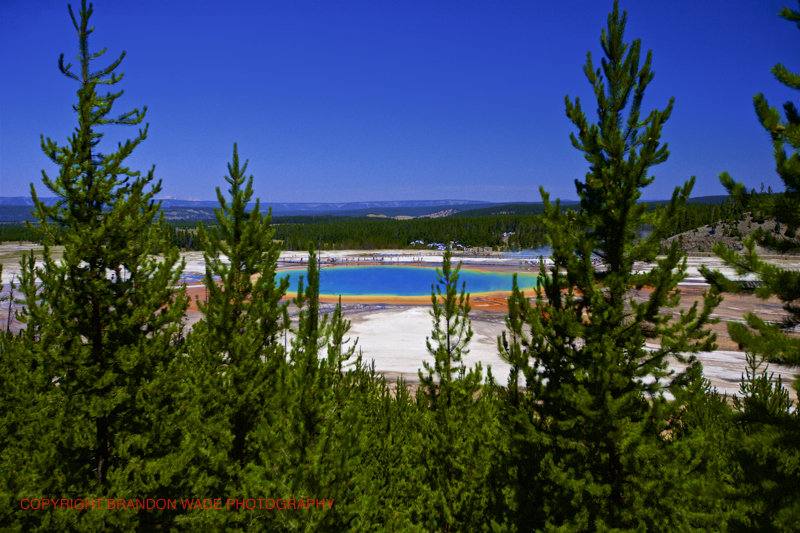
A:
280 266 539 297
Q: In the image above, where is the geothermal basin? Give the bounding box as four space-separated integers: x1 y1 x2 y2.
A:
2 246 797 399
281 265 539 299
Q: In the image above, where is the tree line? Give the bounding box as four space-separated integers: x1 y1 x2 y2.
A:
272 214 549 251
1 200 753 251
160 215 550 252
2 2 799 532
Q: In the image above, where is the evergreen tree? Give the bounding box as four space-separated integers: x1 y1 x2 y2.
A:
419 247 475 403
412 247 496 531
516 3 721 529
726 354 800 531
701 8 800 526
667 365 740 530
361 374 424 531
490 277 541 532
326 295 359 375
265 249 379 532
703 2 800 370
497 276 531 410
0 264 32 527
3 1 188 530
179 144 290 529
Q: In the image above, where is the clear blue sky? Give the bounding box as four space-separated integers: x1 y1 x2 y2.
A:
1 0 798 203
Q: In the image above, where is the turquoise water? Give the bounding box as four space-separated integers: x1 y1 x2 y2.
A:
281 266 538 297
502 246 552 259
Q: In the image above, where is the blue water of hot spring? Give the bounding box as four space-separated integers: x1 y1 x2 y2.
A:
281 266 539 297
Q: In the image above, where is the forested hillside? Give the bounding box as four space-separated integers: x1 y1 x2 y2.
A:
265 199 752 251
0 198 767 251
2 2 799 532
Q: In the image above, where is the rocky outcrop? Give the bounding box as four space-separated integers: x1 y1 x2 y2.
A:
663 214 797 255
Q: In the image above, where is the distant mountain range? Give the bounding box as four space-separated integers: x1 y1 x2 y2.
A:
0 198 508 220
0 197 488 210
0 196 729 222
162 199 490 210
0 197 488 208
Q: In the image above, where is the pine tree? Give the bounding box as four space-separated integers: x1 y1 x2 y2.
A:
179 143 290 529
703 2 800 371
0 319 37 532
497 276 531 409
326 296 359 375
726 354 800 531
412 247 495 531
419 247 475 405
700 8 800 526
360 374 424 531
516 2 721 529
265 249 379 532
4 1 189 530
667 365 740 530
490 277 542 532
0 264 32 526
